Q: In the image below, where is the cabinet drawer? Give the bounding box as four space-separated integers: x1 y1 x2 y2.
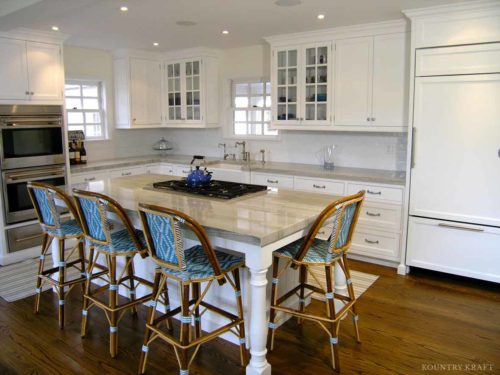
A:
109 167 143 178
347 183 403 203
6 223 44 253
71 171 109 184
173 165 191 177
350 226 400 261
358 202 402 232
294 177 345 195
416 43 500 76
251 173 294 189
407 217 500 283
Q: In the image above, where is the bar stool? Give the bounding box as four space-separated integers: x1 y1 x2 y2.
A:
267 191 365 372
137 203 247 375
72 189 154 358
27 182 87 329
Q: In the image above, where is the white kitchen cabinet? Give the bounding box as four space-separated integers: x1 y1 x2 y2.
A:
251 172 294 190
272 42 332 127
173 165 192 178
109 166 145 179
293 176 344 195
0 38 63 102
211 168 251 183
70 171 110 184
350 226 401 262
149 163 174 175
163 56 219 128
347 182 403 204
114 57 162 128
334 33 408 130
357 202 402 232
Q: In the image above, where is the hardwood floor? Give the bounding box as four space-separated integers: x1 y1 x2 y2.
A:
0 260 499 375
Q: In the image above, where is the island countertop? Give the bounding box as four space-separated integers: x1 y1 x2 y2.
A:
75 173 340 247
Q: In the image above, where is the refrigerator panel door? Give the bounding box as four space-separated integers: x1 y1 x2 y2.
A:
410 74 500 227
407 216 500 283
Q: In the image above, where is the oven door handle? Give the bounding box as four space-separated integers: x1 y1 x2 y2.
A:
5 170 66 183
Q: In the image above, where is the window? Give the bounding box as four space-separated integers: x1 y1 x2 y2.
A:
65 81 107 139
232 79 277 137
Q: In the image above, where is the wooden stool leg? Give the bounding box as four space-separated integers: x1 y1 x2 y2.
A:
34 233 51 314
138 271 162 375
126 255 138 315
179 283 191 374
58 238 66 329
109 255 119 358
325 264 340 372
81 247 94 338
267 255 280 351
233 268 248 366
78 240 86 294
163 276 173 331
297 264 307 324
342 254 361 342
192 282 201 339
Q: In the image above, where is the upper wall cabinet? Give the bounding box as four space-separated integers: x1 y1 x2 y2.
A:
272 43 332 127
334 33 409 131
0 37 63 103
114 57 162 128
162 56 219 128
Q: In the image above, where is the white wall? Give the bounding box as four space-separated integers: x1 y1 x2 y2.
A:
64 44 407 171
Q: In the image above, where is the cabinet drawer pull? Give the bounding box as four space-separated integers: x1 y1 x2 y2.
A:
84 177 96 182
121 172 132 176
182 170 190 174
313 184 326 189
267 179 278 184
367 190 382 195
364 238 379 244
438 223 484 232
15 233 44 242
366 211 381 217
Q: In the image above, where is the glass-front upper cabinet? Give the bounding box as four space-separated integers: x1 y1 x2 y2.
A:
185 60 201 121
272 43 332 127
166 62 182 121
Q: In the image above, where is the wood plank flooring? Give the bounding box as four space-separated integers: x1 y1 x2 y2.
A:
0 260 499 375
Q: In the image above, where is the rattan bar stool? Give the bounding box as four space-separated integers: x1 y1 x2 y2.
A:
267 191 365 372
137 203 247 375
72 189 154 358
27 182 90 329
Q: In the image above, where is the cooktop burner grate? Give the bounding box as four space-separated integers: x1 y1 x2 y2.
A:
152 179 268 199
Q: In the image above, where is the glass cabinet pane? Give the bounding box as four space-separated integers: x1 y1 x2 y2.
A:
301 45 329 122
167 63 182 120
275 48 299 122
184 60 202 121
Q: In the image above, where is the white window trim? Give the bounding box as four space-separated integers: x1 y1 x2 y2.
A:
65 79 109 141
223 77 280 141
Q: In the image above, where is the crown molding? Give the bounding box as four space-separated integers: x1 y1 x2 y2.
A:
264 19 408 46
0 27 69 44
403 0 500 19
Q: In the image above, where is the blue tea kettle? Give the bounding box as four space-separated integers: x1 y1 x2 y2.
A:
186 166 212 187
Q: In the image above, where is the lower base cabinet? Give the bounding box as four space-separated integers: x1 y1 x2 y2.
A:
407 216 500 283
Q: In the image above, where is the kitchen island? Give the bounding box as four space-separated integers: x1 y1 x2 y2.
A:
68 173 344 375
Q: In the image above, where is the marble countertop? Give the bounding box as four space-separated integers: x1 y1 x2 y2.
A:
75 174 339 247
70 154 405 186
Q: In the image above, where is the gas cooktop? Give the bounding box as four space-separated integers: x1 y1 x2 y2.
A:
152 179 268 199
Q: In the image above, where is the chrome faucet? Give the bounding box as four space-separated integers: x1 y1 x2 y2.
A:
260 149 266 164
235 141 248 161
218 143 230 160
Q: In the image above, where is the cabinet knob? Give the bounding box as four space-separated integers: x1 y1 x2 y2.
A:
25 91 30 95
133 118 136 122
371 117 376 122
30 92 34 95
366 117 371 122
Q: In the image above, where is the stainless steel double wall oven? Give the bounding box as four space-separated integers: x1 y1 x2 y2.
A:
0 105 67 252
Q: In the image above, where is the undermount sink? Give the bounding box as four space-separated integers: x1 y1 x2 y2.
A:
208 162 246 170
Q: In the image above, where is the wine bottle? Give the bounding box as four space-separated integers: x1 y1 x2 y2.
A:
74 141 81 164
69 141 76 165
80 142 87 164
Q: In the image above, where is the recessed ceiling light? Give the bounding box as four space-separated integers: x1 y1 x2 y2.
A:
153 42 159 46
176 20 197 26
51 26 59 31
222 30 229 35
317 14 325 20
274 0 301 7
120 6 128 12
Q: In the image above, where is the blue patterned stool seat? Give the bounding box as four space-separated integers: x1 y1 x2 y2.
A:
276 238 342 264
161 245 244 282
89 228 147 253
47 219 83 237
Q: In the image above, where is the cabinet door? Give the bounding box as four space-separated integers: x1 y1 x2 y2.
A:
26 42 62 101
371 33 409 127
184 60 202 123
274 47 300 123
302 43 331 125
165 62 183 122
334 37 373 126
130 58 161 125
0 38 28 100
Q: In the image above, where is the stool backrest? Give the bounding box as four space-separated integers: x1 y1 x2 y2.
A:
27 182 80 233
295 191 365 263
72 189 142 251
138 203 224 282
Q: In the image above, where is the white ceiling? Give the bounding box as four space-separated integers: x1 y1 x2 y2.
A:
0 0 470 51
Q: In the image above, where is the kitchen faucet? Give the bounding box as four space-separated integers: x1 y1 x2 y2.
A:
218 143 231 160
235 141 249 161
